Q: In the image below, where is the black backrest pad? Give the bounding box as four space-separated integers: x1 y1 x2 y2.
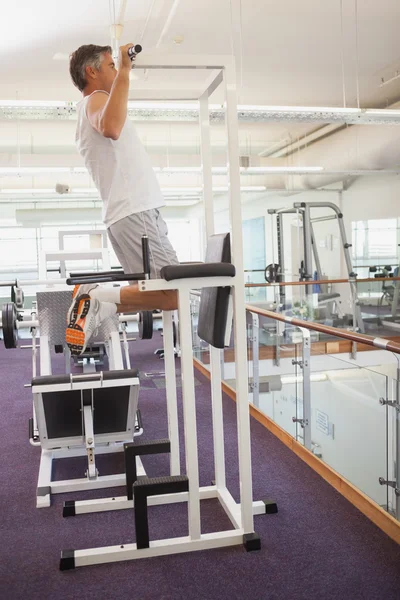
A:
197 233 232 349
43 386 131 439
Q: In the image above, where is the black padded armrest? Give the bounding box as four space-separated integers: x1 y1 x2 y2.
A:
160 263 235 281
32 369 139 387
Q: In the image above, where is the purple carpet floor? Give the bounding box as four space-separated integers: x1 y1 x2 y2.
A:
0 332 399 600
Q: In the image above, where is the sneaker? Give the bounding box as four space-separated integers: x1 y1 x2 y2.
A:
66 283 98 326
66 294 102 355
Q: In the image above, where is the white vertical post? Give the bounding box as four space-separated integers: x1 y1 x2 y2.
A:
224 61 254 534
396 369 400 519
162 310 181 475
201 86 227 490
199 92 214 239
251 313 260 408
40 335 51 375
300 328 312 450
109 331 123 370
178 288 201 539
210 346 226 488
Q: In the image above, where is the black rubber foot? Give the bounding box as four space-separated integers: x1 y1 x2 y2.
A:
243 533 261 552
60 550 75 571
263 499 278 514
63 501 76 517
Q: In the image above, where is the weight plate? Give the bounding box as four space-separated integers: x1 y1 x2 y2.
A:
2 302 18 349
265 263 281 284
138 311 153 340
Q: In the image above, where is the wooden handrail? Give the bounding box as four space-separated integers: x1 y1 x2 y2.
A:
245 304 400 354
245 276 400 288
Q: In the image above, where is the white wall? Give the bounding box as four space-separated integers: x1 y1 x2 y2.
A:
342 173 400 232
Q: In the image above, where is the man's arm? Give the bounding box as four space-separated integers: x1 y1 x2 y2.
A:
87 43 134 140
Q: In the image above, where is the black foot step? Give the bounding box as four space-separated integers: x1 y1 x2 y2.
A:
60 549 75 571
125 438 170 453
243 533 261 552
134 408 143 432
63 501 76 518
124 439 171 500
263 499 278 514
134 475 189 550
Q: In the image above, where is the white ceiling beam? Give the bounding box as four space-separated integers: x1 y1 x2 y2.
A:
156 0 182 48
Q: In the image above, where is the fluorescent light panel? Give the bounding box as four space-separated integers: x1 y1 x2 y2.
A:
0 165 324 176
0 185 267 194
281 373 328 384
164 199 199 206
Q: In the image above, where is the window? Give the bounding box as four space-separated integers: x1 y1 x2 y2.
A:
352 219 399 261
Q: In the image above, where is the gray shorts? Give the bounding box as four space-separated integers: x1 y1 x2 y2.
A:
107 209 179 278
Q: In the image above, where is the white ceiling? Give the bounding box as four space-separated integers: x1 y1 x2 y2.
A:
1 0 400 202
2 0 400 105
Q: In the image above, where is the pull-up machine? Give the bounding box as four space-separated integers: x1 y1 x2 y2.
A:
57 52 276 570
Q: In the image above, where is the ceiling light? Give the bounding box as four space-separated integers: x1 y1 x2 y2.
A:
364 109 400 116
0 188 57 194
173 35 185 45
0 188 98 194
127 101 199 110
237 105 362 114
165 199 199 207
0 100 69 107
281 373 328 384
1 185 267 195
162 167 202 173
161 187 202 193
0 167 72 175
212 186 267 192
244 166 324 173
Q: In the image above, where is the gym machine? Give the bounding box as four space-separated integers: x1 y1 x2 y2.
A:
0 238 176 508
265 201 364 333
59 233 277 570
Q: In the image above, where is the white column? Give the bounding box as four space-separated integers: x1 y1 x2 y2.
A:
162 310 180 475
178 288 201 539
199 92 214 239
224 61 254 534
210 346 226 488
40 335 51 375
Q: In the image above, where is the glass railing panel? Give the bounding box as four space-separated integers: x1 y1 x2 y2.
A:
246 280 358 336
357 278 400 339
243 305 400 520
307 348 389 512
190 291 210 368
244 310 301 439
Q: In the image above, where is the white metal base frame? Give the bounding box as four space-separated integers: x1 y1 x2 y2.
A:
60 487 267 569
36 446 145 508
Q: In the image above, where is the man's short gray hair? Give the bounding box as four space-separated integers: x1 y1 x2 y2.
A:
69 44 112 92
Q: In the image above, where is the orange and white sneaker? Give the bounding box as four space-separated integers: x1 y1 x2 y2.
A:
66 284 98 327
66 293 117 356
66 293 102 356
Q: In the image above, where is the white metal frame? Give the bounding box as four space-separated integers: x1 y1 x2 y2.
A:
32 329 143 508
28 301 149 508
38 249 110 279
64 54 261 569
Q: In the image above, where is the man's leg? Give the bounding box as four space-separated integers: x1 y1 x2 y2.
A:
108 209 179 279
66 209 179 354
